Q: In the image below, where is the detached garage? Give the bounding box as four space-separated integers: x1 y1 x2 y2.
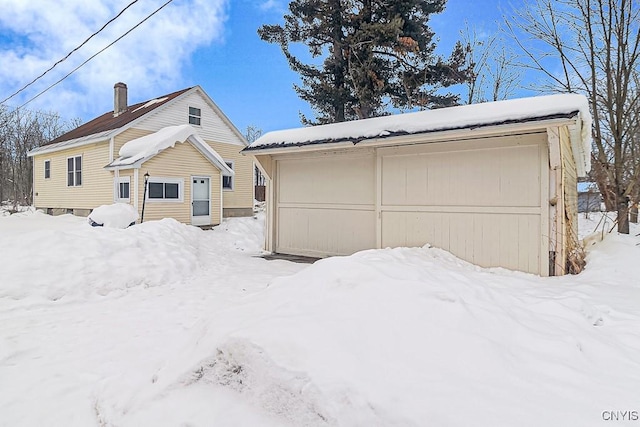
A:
244 94 592 276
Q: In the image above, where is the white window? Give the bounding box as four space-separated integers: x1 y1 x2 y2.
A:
223 161 234 191
147 177 183 202
116 177 130 202
188 107 201 126
67 155 82 186
44 160 50 179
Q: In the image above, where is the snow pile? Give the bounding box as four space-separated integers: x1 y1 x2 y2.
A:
88 203 139 228
107 125 233 174
118 124 197 161
0 216 206 301
1 211 639 426
183 242 636 426
0 203 34 216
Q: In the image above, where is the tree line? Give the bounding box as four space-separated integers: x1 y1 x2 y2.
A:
0 106 77 208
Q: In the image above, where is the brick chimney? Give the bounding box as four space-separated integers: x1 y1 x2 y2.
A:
113 82 128 116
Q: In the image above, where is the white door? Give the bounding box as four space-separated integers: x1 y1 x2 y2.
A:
191 176 210 226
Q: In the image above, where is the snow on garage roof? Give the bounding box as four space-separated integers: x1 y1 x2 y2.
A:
105 124 233 175
245 94 592 173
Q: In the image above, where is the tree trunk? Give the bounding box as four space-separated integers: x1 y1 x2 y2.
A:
631 204 638 224
617 198 630 234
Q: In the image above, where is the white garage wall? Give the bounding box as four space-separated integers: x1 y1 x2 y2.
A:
380 143 541 207
378 133 548 274
275 150 376 257
270 132 549 275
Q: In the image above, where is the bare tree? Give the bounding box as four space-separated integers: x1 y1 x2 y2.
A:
461 23 521 104
506 0 640 233
0 108 76 206
244 125 263 144
245 125 266 194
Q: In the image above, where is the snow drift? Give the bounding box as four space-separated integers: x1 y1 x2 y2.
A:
0 211 638 426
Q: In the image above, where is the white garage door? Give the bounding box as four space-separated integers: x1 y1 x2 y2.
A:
379 133 548 274
275 150 376 257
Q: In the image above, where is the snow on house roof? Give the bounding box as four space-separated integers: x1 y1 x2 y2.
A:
246 94 592 173
105 124 233 175
46 87 192 145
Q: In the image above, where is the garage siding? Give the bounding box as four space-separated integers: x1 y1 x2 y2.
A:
272 133 548 274
379 134 547 274
275 151 376 257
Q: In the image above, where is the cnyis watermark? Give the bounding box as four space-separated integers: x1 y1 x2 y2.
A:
602 410 639 421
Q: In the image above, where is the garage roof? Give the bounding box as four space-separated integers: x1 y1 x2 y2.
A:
245 94 592 173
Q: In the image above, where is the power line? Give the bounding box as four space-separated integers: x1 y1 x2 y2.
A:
0 0 141 106
17 0 175 110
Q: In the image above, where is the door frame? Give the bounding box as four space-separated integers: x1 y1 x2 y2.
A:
191 175 211 226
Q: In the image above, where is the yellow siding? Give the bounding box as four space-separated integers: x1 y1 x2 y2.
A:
134 141 222 225
33 141 113 210
208 141 254 210
113 128 153 157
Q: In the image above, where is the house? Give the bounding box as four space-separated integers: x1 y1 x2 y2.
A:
28 83 254 226
577 182 602 213
244 94 592 276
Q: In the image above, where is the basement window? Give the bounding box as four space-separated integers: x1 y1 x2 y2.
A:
148 178 183 202
188 107 201 126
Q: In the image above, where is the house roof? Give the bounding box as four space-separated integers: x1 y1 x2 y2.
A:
28 84 248 157
105 125 233 176
46 87 192 145
244 94 592 174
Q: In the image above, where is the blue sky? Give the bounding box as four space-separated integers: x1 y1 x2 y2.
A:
0 0 528 136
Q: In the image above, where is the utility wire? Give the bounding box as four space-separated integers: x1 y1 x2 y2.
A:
0 0 141 105
17 0 174 110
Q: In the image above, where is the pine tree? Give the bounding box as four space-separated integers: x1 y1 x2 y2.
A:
258 0 470 124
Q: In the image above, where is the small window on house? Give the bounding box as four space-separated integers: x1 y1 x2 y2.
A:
44 160 51 179
148 178 183 201
188 107 201 126
223 161 234 191
116 177 130 201
67 155 82 186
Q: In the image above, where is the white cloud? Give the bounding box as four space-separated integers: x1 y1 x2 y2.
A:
0 0 228 120
259 0 285 13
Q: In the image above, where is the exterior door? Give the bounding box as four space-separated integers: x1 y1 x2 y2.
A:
191 176 210 226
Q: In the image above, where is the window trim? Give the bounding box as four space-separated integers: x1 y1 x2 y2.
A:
66 155 82 187
116 176 130 202
188 106 202 126
222 160 234 191
146 177 184 203
44 159 51 179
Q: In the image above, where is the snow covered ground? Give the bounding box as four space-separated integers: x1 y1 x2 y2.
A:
0 209 639 426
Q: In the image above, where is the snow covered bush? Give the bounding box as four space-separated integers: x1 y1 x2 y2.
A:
88 203 139 228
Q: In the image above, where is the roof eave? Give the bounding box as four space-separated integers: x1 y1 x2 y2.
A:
28 131 115 157
243 114 580 156
104 159 144 170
